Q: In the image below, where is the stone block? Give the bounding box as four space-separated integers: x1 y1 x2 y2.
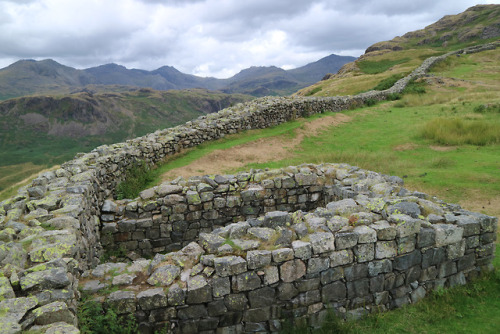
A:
335 232 358 250
320 267 344 285
321 281 346 303
280 259 306 282
371 220 397 240
272 248 294 263
393 250 422 271
137 288 168 310
249 287 276 308
330 249 354 267
368 259 392 277
375 241 397 259
292 240 312 260
309 232 335 254
224 294 249 312
247 250 272 269
417 228 436 248
433 224 464 247
307 257 330 275
354 243 374 263
344 263 368 281
456 216 480 236
214 256 247 277
388 214 421 238
353 225 377 243
211 277 231 298
106 290 136 314
447 240 466 260
232 271 261 292
347 279 370 299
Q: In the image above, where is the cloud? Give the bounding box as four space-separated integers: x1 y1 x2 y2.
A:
0 0 497 77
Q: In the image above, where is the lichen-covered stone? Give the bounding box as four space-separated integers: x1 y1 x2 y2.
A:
309 232 335 254
246 250 272 269
147 265 180 286
433 224 464 247
32 301 76 326
214 256 247 277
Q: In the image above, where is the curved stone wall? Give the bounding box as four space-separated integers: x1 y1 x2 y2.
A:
0 42 498 333
82 163 497 334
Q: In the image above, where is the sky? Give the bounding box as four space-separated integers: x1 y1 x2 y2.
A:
0 0 498 78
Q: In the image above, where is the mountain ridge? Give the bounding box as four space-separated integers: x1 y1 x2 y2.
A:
0 54 355 99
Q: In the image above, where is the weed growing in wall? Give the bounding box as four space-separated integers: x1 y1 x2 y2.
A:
116 160 155 199
78 294 138 334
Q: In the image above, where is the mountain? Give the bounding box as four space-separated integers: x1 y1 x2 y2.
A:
0 54 355 99
296 4 500 97
365 4 500 54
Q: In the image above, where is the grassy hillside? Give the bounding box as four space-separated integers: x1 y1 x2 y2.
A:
0 88 251 197
135 45 499 333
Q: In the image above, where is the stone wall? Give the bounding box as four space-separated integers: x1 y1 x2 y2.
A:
80 163 497 334
0 42 498 333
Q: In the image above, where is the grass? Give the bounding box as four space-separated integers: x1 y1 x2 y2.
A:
357 58 411 74
420 117 500 146
142 118 303 189
116 160 155 200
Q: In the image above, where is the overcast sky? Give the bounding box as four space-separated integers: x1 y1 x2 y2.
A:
0 0 498 78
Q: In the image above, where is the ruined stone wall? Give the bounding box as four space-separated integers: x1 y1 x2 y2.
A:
0 42 498 333
80 164 497 334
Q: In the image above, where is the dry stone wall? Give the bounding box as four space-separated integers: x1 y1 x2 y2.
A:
0 42 498 333
81 163 497 334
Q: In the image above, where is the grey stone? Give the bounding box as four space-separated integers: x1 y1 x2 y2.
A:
232 272 261 292
320 267 344 285
335 232 358 250
417 228 436 248
187 275 212 304
354 243 374 262
0 276 15 299
147 265 180 286
224 294 248 312
199 233 225 252
393 250 422 271
330 249 354 267
214 256 247 277
433 224 464 246
137 288 168 310
387 201 421 218
247 227 275 241
211 276 231 298
167 284 185 306
307 257 330 274
272 248 294 263
322 281 346 303
456 216 480 236
280 259 306 282
246 250 272 269
388 214 421 238
345 263 368 281
264 211 291 228
447 240 465 260
326 199 360 215
107 290 136 314
375 241 397 259
368 259 392 277
20 268 70 291
177 304 207 320
354 225 377 243
248 287 275 308
32 301 76 326
309 232 335 254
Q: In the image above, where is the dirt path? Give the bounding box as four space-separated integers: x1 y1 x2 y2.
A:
160 113 352 181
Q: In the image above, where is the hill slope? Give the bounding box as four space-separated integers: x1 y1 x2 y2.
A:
0 88 251 193
296 4 500 98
